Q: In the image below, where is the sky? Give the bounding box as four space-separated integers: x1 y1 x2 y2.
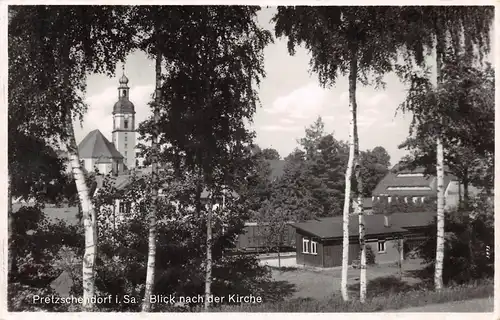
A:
75 7 428 167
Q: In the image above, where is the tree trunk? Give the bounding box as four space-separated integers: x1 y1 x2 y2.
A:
398 238 404 280
463 175 469 207
353 88 366 303
340 48 357 302
66 111 97 311
435 136 445 290
434 33 445 291
458 181 462 205
141 38 162 313
204 201 213 311
8 172 16 280
278 232 282 268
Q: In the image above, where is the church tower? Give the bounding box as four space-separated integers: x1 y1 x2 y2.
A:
112 66 136 170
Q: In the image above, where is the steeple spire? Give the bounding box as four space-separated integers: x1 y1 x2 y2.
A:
119 64 129 86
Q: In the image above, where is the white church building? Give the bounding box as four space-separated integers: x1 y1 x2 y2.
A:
77 69 143 175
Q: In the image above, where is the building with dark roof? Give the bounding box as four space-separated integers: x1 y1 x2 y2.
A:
371 163 477 211
291 211 435 268
78 129 124 175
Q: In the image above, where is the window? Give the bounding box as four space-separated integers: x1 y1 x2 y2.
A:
124 120 129 129
388 196 392 203
119 201 131 214
125 135 128 142
302 238 310 253
125 151 127 157
125 144 128 149
378 240 386 253
396 173 425 177
122 89 126 97
387 186 431 191
311 241 317 255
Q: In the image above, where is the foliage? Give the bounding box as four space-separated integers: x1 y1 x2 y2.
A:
72 170 276 311
137 6 272 188
416 197 494 284
8 205 84 311
8 132 67 204
398 56 494 198
261 148 281 161
9 5 136 144
365 245 376 265
273 7 405 89
360 147 390 197
241 146 276 220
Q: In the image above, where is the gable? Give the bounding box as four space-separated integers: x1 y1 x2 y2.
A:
78 129 124 160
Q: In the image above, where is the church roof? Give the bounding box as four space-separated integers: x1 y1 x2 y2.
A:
113 98 135 114
78 130 124 160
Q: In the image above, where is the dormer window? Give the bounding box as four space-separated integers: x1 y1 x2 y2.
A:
386 186 431 191
396 173 425 177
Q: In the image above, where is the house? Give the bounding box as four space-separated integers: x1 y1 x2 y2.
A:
371 164 479 211
362 197 373 215
291 211 435 268
92 168 240 229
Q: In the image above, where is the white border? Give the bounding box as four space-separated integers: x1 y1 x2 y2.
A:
1 1 497 320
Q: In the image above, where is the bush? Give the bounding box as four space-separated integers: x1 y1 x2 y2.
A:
416 197 494 284
9 205 84 311
366 245 376 265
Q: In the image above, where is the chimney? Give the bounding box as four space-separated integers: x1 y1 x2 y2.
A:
384 214 390 228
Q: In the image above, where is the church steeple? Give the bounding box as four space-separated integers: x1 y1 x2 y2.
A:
118 65 130 100
112 64 136 171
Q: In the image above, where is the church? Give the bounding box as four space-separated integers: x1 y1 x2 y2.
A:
77 68 143 176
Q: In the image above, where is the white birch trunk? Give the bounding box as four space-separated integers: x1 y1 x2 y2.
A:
8 173 15 277
435 135 445 289
340 50 358 302
141 41 162 312
66 111 97 311
434 34 445 291
353 86 366 303
204 204 213 311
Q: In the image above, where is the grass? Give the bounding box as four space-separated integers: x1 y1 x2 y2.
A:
211 278 493 312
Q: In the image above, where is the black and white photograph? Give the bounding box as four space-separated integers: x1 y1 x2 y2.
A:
4 2 496 314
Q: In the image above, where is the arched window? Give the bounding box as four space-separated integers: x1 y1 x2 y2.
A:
122 89 126 97
124 120 129 129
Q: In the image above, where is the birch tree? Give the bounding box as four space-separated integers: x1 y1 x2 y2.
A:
396 6 494 290
136 6 271 310
273 7 404 302
8 6 135 310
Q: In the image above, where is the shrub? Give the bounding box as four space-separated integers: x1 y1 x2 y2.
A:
416 197 494 284
365 245 376 265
